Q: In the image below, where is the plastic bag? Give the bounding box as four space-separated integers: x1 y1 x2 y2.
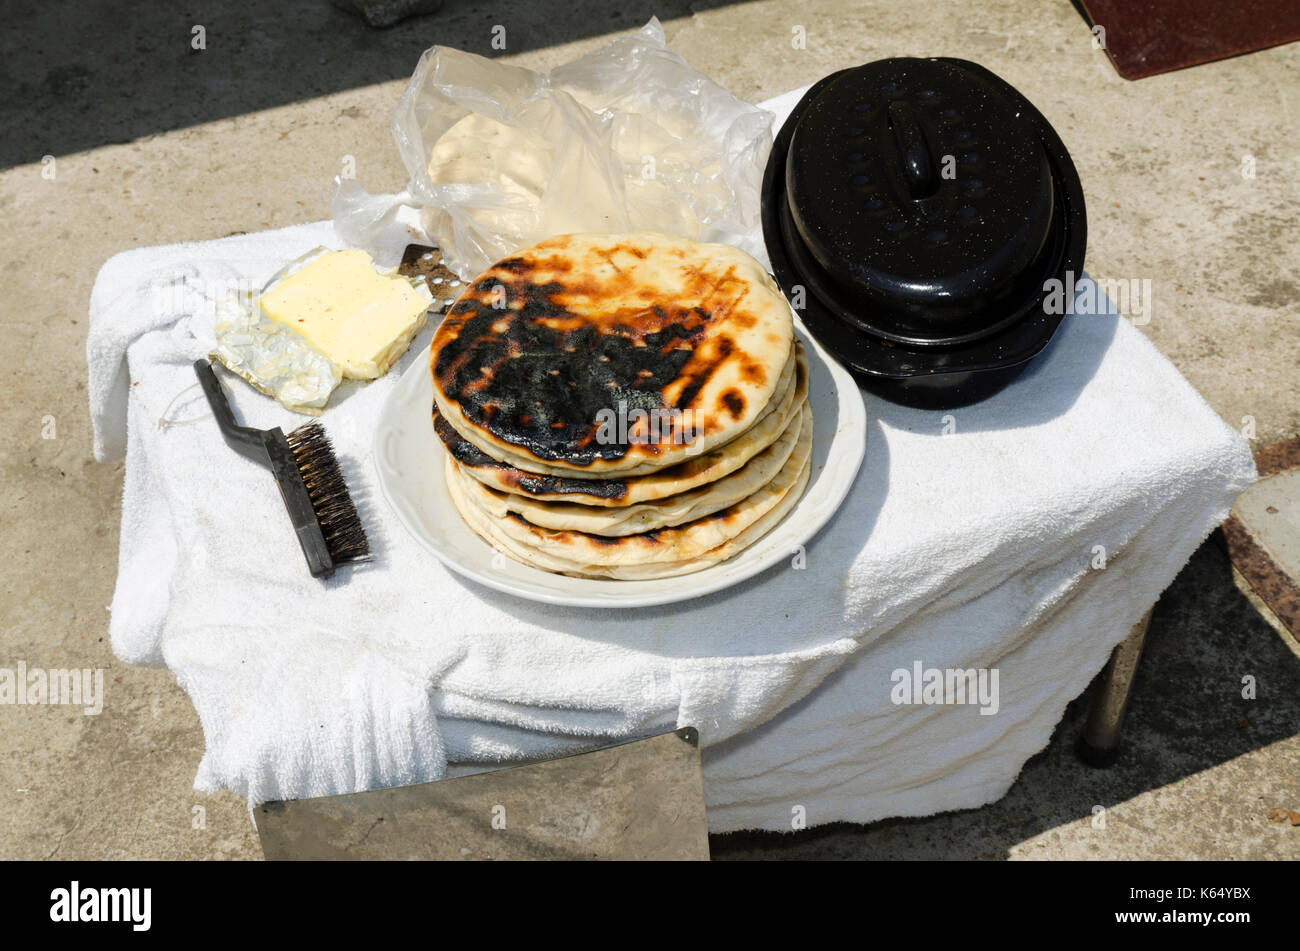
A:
332 18 774 279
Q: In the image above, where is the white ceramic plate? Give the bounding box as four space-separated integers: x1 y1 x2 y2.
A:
373 317 866 608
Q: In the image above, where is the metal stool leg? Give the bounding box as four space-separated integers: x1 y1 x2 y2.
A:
1078 609 1153 767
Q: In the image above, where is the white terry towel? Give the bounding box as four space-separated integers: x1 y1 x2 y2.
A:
86 90 1255 829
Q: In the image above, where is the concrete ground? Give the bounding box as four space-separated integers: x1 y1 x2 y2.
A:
1 0 1297 860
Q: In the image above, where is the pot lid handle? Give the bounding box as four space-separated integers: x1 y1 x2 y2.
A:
887 100 937 200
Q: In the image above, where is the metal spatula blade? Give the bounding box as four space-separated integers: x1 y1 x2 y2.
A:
256 728 707 861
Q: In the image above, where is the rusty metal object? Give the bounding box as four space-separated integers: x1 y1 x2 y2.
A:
257 727 708 860
1217 437 1300 642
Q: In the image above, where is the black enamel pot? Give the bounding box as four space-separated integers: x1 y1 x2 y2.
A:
761 57 1087 409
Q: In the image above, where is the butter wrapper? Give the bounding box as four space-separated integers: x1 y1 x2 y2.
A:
211 285 341 415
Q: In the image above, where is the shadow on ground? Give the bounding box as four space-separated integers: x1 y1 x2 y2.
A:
710 539 1300 859
3 0 748 170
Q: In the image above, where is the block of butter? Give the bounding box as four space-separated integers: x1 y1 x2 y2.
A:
259 249 433 380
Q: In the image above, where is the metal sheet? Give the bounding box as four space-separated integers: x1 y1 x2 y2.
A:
257 727 707 860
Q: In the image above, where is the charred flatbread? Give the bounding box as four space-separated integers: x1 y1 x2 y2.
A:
447 450 813 581
455 403 810 536
430 232 795 478
435 340 808 506
446 402 813 570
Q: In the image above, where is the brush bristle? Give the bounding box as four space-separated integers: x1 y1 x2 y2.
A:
286 422 370 566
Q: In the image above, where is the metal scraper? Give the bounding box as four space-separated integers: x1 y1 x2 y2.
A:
256 727 708 860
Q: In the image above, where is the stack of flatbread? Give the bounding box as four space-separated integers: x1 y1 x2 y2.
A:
429 232 812 580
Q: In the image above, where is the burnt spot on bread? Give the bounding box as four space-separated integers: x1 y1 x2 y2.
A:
505 512 543 535
492 256 532 275
433 405 630 501
668 335 731 411
432 252 769 466
433 405 505 470
506 470 629 501
740 360 768 386
529 517 665 548
719 388 745 420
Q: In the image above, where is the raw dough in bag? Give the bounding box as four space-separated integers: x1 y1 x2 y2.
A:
334 18 773 277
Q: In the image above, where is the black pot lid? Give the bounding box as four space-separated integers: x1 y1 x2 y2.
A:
763 57 1086 379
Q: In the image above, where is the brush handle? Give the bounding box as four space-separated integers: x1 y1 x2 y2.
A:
193 360 270 465
193 360 337 579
